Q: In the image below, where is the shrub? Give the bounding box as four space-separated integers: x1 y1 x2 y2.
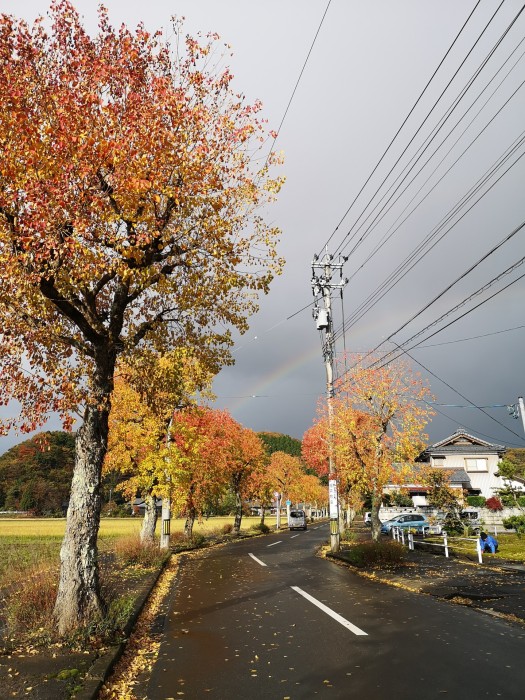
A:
113 536 168 569
340 540 405 568
466 495 486 507
250 522 270 534
189 532 206 547
486 497 503 511
518 496 525 507
503 515 525 536
340 528 355 543
4 564 57 634
221 523 234 535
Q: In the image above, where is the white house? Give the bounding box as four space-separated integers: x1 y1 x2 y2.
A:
419 427 522 500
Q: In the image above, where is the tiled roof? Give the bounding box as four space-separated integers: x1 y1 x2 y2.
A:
429 427 505 451
428 445 505 455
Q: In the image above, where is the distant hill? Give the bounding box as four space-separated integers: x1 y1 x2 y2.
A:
0 431 75 515
257 432 302 457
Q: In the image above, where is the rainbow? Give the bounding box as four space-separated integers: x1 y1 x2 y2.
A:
225 343 324 413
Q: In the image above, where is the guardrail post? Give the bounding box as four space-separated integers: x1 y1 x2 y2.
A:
408 532 414 550
400 529 405 546
476 537 482 564
443 533 449 558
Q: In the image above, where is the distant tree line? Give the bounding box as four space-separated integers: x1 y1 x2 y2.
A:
0 429 306 517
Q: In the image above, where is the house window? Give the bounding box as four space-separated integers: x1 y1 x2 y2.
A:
432 455 445 466
465 458 488 472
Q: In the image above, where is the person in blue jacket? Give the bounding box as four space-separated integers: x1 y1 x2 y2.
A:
479 532 498 553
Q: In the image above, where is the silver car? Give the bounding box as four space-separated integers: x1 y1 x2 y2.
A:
289 510 307 531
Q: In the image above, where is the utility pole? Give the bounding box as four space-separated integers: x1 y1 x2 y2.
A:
311 249 347 553
160 403 186 550
509 397 525 434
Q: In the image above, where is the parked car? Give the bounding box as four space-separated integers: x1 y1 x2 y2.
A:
364 512 372 525
288 509 307 531
428 510 482 535
380 513 429 534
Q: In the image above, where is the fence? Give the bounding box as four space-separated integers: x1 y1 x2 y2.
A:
391 527 483 563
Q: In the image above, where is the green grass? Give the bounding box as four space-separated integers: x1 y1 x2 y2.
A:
423 532 525 562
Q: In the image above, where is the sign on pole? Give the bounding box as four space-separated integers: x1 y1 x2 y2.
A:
329 478 338 519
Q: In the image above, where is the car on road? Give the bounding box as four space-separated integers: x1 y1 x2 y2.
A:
380 513 429 534
288 509 307 531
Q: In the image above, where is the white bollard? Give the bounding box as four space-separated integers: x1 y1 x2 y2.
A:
444 533 449 558
401 529 405 545
476 537 483 564
408 533 414 550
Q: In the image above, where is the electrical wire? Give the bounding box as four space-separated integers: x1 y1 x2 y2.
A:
417 323 525 349
262 0 332 168
363 218 525 364
332 136 525 343
337 44 525 282
376 267 525 368
319 0 483 255
328 0 512 258
385 342 525 443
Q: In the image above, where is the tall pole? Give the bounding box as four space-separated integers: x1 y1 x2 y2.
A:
518 397 525 434
312 250 347 553
160 415 173 550
508 397 525 436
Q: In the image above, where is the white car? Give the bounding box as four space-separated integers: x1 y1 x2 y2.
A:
289 510 307 531
364 512 372 525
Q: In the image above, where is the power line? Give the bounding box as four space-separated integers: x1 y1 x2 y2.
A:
337 44 525 282
366 218 525 364
419 398 525 448
332 137 525 343
319 0 483 254
329 0 511 258
386 342 525 443
377 267 525 368
263 0 332 164
417 323 525 349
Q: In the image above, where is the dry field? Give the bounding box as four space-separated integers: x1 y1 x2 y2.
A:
0 515 276 582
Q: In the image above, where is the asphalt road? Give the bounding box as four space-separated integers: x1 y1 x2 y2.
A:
147 523 525 699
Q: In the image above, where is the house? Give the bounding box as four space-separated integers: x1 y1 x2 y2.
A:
418 427 523 500
132 497 163 515
383 428 523 506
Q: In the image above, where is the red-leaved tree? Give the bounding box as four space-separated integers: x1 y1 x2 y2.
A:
0 1 283 633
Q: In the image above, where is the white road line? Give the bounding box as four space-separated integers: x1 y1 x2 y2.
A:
248 553 267 567
290 534 300 539
290 586 368 636
267 540 282 547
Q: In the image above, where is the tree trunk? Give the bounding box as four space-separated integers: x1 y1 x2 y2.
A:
184 507 196 539
260 507 266 525
140 491 158 544
370 491 382 542
53 401 108 634
233 488 243 535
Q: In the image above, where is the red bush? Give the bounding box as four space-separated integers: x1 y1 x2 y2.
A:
485 496 503 511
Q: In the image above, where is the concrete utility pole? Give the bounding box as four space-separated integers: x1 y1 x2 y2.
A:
508 397 525 435
311 249 347 553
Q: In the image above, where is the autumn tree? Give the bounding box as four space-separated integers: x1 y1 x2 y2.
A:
330 355 434 540
104 350 214 543
167 407 239 539
0 1 283 633
303 411 368 526
224 424 266 535
419 467 462 513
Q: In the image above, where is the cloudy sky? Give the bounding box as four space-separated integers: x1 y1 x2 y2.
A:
1 0 525 452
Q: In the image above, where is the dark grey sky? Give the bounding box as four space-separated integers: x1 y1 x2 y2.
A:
2 0 524 452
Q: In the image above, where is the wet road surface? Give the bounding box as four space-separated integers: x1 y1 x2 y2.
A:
147 524 525 699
